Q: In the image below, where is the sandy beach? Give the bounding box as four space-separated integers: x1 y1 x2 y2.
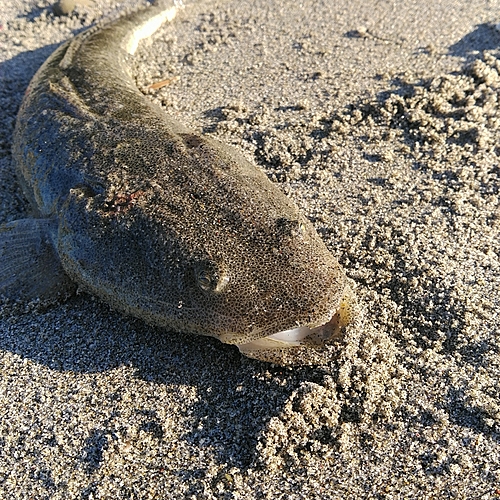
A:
1 0 500 497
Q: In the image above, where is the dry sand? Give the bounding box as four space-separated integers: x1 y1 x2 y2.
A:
1 0 500 498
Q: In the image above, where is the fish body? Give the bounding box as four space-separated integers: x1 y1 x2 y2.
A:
1 2 351 364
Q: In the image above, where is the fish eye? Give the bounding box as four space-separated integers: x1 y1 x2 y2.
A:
197 268 214 291
195 263 229 292
275 217 306 239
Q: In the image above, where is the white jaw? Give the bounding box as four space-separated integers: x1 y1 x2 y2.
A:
237 314 342 355
236 289 353 358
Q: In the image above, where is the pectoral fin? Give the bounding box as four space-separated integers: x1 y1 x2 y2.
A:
0 218 76 302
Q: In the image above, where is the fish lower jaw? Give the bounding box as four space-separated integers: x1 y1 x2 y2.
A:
236 312 343 355
236 290 354 356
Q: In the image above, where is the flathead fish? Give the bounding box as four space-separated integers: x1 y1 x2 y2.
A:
0 1 353 364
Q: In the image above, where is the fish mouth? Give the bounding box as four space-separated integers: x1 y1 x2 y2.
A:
237 294 352 356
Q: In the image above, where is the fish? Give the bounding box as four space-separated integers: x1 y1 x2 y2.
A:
0 1 353 365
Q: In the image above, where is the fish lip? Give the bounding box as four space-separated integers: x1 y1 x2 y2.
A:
236 312 343 354
236 282 354 357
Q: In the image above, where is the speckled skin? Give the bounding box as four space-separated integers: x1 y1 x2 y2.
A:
11 4 348 364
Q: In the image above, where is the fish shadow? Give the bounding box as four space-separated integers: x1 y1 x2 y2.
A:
0 293 329 471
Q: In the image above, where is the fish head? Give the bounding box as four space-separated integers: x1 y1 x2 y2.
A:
182 214 352 365
57 133 352 365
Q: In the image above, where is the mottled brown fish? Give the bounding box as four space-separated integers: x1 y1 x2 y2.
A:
0 1 353 364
